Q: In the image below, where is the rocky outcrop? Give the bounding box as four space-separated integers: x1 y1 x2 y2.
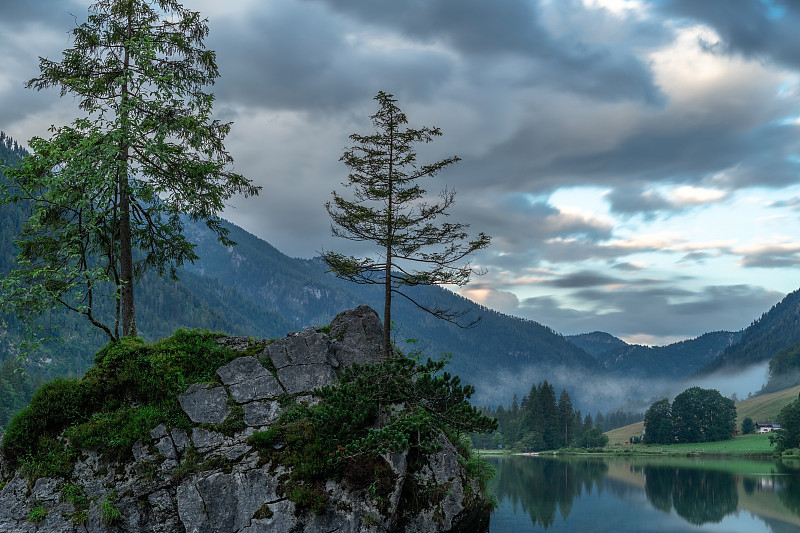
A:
0 306 490 533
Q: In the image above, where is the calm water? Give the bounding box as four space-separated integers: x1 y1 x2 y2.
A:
487 455 800 533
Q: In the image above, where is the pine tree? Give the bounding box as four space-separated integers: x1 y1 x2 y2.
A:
0 0 259 341
322 91 490 355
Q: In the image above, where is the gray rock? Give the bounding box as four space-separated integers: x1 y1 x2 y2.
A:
330 305 385 367
177 468 279 533
267 329 335 369
154 435 178 461
242 400 283 427
228 374 284 403
217 356 269 385
151 423 169 440
276 363 338 395
191 427 227 453
178 384 230 424
146 489 182 533
171 428 190 454
0 307 490 533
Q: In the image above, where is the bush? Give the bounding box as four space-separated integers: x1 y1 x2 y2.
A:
0 329 238 477
248 352 497 513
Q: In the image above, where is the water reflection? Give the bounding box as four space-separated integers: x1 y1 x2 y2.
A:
492 456 607 528
644 466 737 525
487 455 800 533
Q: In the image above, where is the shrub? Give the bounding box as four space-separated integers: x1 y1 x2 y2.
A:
0 329 237 478
248 352 496 513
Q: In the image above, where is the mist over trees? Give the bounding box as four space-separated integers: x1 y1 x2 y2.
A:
470 381 609 451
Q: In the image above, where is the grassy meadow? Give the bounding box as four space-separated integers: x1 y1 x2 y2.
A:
603 384 800 455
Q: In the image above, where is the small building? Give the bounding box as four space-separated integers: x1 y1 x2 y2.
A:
756 422 781 433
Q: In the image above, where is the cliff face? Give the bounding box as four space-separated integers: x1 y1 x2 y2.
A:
0 306 491 533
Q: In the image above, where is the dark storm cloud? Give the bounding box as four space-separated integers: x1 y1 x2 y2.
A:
605 187 671 215
451 195 613 262
660 0 800 70
462 102 800 196
0 0 85 27
302 0 665 105
207 2 454 111
519 283 782 340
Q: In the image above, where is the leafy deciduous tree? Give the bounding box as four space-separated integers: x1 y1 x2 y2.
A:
671 387 736 443
644 398 673 445
322 91 490 355
771 394 800 452
0 0 259 341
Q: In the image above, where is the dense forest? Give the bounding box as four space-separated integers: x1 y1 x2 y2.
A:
760 340 800 394
470 381 611 451
702 288 800 374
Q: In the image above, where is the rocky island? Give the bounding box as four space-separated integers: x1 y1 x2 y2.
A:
0 306 492 532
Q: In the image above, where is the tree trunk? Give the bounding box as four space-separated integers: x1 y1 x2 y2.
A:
383 113 394 358
119 182 136 337
119 13 136 338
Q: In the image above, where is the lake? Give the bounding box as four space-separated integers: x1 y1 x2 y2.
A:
486 455 800 533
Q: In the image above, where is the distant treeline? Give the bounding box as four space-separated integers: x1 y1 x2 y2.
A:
471 381 619 451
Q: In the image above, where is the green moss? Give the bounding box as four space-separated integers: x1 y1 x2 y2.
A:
20 436 78 480
203 402 245 437
253 502 274 520
61 483 89 525
0 329 239 481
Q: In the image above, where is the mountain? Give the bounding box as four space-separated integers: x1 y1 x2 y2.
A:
702 288 800 374
183 220 605 404
566 331 629 360
568 330 742 379
4 126 800 416
0 130 601 411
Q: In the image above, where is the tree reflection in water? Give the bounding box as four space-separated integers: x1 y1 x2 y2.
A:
490 457 608 528
489 455 800 532
643 466 737 525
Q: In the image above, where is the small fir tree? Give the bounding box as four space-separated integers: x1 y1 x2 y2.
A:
322 91 490 355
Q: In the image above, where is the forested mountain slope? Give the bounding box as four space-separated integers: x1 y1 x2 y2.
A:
0 130 601 412
568 330 742 379
702 288 800 374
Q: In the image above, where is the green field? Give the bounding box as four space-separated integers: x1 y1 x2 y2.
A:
604 384 800 453
641 432 775 456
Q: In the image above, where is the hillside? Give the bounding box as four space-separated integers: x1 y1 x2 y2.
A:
702 288 800 374
0 131 601 411
604 384 800 445
567 330 741 379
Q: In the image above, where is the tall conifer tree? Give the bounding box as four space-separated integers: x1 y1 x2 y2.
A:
0 0 259 340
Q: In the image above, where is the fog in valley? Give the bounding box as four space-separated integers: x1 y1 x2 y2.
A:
472 361 771 417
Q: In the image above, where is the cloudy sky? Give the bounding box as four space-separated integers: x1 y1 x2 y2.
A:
2 0 800 346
